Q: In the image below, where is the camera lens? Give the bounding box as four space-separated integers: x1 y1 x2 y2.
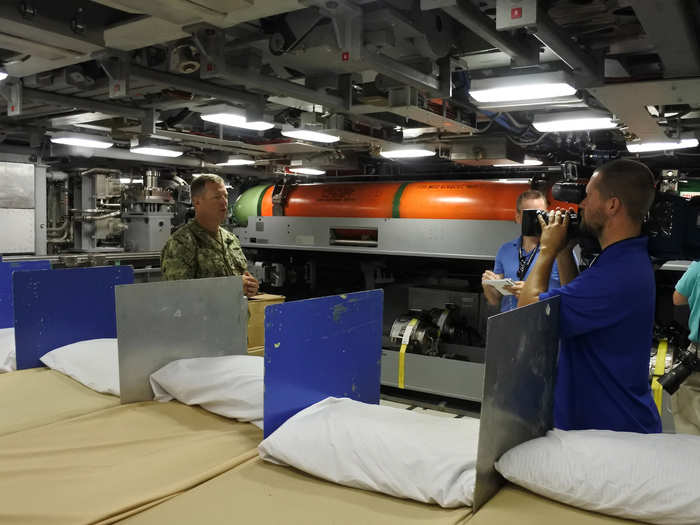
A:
521 209 545 236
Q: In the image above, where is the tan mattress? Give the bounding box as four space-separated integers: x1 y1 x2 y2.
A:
118 455 473 525
0 367 119 436
469 484 640 524
0 401 262 525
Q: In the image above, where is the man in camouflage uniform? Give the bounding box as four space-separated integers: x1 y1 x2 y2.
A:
161 174 259 297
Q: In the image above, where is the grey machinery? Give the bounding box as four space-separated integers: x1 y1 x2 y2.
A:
233 215 522 403
122 169 175 252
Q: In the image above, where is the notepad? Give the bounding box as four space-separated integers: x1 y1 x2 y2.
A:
483 279 515 296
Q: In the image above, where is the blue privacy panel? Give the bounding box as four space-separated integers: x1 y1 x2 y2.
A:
263 289 383 437
0 260 52 328
13 266 134 369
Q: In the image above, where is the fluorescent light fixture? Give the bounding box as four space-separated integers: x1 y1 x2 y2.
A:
50 131 113 149
474 95 583 112
470 71 576 103
216 155 255 166
380 147 435 159
493 158 544 167
130 137 184 158
401 127 435 139
281 129 340 143
289 167 326 175
199 104 274 131
201 113 274 131
533 111 616 132
626 138 699 153
119 178 143 184
130 146 183 157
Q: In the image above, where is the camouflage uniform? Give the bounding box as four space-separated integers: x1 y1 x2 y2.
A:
161 220 248 280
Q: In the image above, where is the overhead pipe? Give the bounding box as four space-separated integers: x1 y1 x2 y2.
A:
23 88 148 120
129 65 265 109
362 52 444 97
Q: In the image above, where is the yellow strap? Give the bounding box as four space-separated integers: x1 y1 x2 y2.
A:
651 339 668 415
398 318 418 389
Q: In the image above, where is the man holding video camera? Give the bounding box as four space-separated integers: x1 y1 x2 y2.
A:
481 190 578 312
518 159 662 433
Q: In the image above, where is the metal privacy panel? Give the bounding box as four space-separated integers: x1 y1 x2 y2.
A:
116 276 247 404
0 162 34 208
0 260 51 328
13 266 134 369
263 289 383 437
0 209 35 254
473 296 560 511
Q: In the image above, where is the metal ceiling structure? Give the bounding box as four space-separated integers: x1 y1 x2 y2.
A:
0 0 698 177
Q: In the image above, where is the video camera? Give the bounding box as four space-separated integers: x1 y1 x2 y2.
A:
521 208 582 239
521 180 700 263
659 343 700 394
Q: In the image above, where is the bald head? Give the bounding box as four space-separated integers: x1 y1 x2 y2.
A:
594 159 656 223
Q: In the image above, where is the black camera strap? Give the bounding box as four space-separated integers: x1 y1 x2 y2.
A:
517 239 539 280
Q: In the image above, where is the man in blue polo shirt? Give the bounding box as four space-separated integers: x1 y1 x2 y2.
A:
519 159 661 433
482 190 577 312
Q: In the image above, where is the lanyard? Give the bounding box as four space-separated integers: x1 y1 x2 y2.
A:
218 229 236 275
517 239 539 280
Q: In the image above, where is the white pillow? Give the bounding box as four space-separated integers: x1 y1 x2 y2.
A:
258 397 479 508
149 355 263 422
40 338 119 395
496 429 700 525
0 327 16 373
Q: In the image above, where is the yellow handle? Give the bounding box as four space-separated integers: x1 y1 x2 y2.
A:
651 340 668 415
398 318 418 389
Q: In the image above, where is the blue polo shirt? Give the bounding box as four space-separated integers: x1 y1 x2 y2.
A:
494 237 562 312
540 236 662 433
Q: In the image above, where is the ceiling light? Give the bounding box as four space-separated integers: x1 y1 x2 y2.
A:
402 127 435 139
130 137 184 158
533 111 617 132
289 167 326 175
281 129 340 143
380 147 435 159
119 178 143 184
199 104 274 131
216 155 256 166
130 146 184 157
626 138 699 153
201 113 274 131
0 68 8 82
50 131 113 149
493 158 544 167
470 71 576 103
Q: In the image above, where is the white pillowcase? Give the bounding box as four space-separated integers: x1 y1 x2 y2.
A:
258 397 479 508
149 355 264 422
0 327 16 373
40 338 119 395
496 429 700 525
